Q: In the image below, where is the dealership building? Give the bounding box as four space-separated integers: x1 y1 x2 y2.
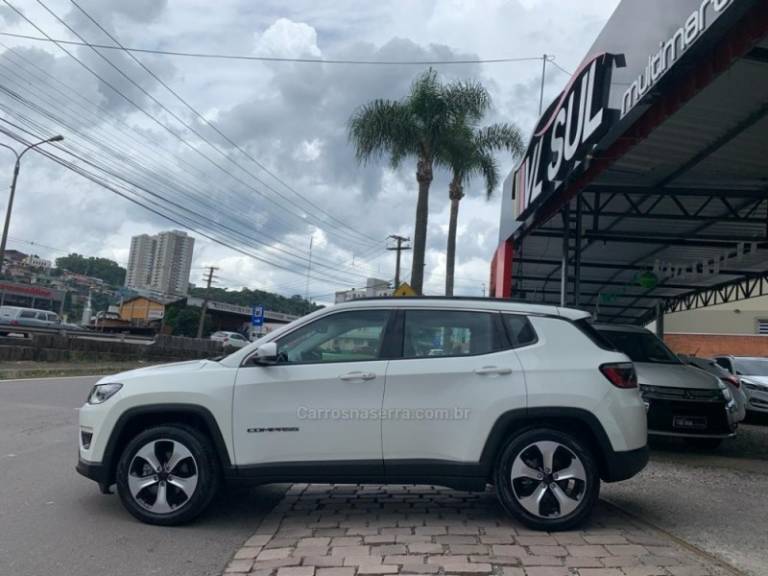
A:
491 0 768 353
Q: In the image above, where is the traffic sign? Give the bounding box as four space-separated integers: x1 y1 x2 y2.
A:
393 282 416 297
251 305 264 327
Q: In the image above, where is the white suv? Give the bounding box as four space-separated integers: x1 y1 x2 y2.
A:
77 298 648 531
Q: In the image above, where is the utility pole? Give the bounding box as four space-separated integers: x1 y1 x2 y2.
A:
0 134 64 274
538 54 548 115
304 235 314 308
196 266 218 339
387 235 411 289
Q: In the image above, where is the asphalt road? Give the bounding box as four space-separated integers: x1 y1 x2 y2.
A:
603 421 768 576
0 375 285 576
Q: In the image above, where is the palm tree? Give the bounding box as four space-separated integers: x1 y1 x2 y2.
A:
441 123 524 296
348 70 488 295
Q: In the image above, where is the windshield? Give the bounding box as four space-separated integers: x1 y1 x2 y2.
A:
733 358 768 376
597 329 680 364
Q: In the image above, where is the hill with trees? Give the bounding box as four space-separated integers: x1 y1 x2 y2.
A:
55 253 126 286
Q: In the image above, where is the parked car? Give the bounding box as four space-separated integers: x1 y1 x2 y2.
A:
594 324 739 449
209 330 249 349
713 356 768 415
678 355 746 423
77 298 648 530
0 305 60 336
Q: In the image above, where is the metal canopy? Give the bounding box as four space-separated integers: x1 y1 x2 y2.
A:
510 19 768 325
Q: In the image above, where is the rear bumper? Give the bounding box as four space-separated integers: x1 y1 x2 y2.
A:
602 445 649 483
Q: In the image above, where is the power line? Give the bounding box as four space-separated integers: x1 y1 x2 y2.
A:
0 30 551 66
67 0 382 246
0 48 386 281
4 0 379 250
0 82 377 283
0 121 382 289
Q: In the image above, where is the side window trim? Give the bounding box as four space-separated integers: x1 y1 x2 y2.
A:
380 308 404 360
500 313 539 349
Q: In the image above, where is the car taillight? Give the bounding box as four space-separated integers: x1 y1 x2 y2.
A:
600 362 638 389
10 320 18 325
722 375 740 388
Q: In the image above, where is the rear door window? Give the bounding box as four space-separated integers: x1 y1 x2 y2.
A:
402 310 501 358
19 310 37 319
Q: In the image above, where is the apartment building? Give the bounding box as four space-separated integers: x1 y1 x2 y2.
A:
125 230 195 297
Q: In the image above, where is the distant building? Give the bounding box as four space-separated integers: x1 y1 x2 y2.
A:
2 249 27 266
120 294 181 324
125 234 156 291
125 230 195 297
22 254 52 271
335 278 392 303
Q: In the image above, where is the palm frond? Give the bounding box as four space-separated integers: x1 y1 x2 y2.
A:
347 99 417 165
444 80 491 123
474 123 525 157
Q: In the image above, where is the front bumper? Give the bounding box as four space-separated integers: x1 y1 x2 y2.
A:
602 445 649 482
743 383 768 413
641 386 736 438
76 457 112 493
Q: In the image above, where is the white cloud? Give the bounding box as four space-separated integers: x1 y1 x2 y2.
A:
254 18 323 58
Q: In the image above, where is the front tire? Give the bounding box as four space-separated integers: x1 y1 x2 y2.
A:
494 428 600 531
116 425 219 525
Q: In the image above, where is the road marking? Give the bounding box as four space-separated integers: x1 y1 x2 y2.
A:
0 374 103 383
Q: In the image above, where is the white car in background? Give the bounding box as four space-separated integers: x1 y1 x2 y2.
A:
209 331 249 349
77 298 648 531
714 356 768 415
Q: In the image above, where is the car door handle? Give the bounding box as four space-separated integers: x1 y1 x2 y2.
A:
339 371 377 381
474 366 512 376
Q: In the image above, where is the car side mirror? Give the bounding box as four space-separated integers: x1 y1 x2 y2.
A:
253 342 278 365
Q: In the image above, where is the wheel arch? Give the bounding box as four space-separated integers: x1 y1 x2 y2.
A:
102 404 232 486
480 407 613 481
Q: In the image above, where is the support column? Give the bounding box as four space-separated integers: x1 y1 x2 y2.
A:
574 195 583 308
655 303 665 339
560 204 570 307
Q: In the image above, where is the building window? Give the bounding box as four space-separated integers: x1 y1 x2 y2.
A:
757 319 768 335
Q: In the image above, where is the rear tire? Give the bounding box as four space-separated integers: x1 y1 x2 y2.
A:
495 428 600 531
116 424 219 526
684 437 722 450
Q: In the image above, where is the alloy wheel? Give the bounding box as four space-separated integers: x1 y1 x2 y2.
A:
127 439 198 514
510 440 587 519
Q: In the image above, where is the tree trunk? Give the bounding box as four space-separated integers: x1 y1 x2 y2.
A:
410 156 433 295
445 176 464 297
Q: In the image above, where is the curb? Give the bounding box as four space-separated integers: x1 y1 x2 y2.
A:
223 484 307 573
601 497 747 576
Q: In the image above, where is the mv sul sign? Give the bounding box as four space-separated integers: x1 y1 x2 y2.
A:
513 53 623 220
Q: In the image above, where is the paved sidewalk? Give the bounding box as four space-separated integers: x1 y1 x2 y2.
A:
224 485 732 576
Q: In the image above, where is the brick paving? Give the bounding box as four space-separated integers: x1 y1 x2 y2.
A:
223 485 730 576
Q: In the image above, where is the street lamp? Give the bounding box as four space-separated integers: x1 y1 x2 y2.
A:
0 135 64 274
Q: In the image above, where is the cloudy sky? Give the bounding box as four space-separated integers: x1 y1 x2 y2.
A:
0 0 619 302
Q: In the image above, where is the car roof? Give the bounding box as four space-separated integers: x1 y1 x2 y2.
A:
330 297 590 321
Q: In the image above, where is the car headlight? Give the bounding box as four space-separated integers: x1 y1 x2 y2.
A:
87 383 122 404
717 380 734 405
